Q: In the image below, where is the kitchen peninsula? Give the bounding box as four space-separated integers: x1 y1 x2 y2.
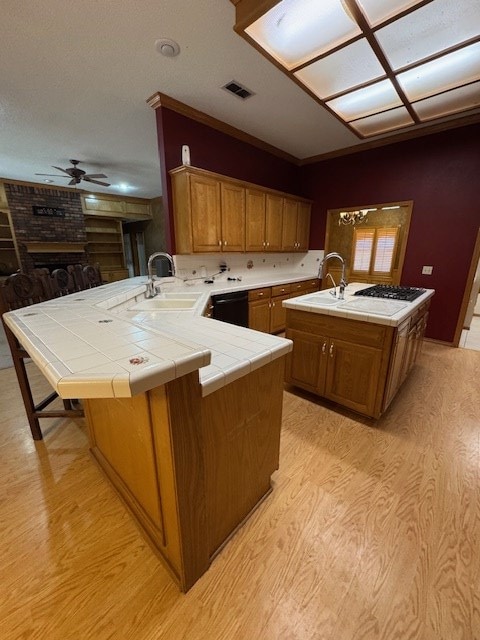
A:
3 274 298 592
284 283 434 418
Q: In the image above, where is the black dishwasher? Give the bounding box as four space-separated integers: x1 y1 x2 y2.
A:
211 290 249 327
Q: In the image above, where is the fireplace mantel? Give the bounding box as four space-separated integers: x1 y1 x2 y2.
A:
24 242 86 254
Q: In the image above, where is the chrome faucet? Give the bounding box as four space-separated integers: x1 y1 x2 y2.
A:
325 272 337 298
319 252 348 300
146 252 176 298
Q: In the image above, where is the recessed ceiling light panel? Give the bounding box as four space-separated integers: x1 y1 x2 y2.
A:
397 42 480 102
295 38 385 99
327 79 403 121
413 81 480 121
246 0 361 70
376 0 480 70
350 106 414 136
357 0 425 27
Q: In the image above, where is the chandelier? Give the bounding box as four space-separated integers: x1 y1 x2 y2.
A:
339 209 372 225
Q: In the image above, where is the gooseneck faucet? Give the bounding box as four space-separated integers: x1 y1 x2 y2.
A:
319 252 348 300
146 252 176 298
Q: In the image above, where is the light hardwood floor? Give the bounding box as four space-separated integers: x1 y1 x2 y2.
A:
1 343 479 640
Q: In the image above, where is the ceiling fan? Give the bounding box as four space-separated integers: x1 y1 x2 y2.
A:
35 159 110 186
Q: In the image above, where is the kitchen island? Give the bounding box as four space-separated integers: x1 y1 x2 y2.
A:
283 283 434 419
3 275 296 591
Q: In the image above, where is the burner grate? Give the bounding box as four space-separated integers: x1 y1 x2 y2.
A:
354 285 426 302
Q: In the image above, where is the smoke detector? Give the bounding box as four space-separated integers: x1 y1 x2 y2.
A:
155 38 180 58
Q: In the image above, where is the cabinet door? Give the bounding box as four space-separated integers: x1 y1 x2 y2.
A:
221 182 245 252
270 294 290 334
285 329 327 393
296 202 311 251
282 199 298 251
249 299 271 333
325 339 382 416
265 194 283 252
190 175 222 252
246 189 266 252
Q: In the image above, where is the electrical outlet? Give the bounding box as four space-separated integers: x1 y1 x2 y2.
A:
422 265 433 275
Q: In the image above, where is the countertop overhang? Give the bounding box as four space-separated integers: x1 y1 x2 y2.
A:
3 273 309 400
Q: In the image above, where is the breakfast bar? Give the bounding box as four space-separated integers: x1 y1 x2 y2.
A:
3 276 293 591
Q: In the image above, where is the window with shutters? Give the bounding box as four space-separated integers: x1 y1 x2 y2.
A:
351 227 399 278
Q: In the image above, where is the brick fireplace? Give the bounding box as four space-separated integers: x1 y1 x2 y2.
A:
5 183 87 272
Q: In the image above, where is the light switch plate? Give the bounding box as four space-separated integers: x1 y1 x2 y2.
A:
422 265 433 275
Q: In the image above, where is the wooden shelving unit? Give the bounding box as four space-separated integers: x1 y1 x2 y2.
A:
85 217 128 282
0 210 20 277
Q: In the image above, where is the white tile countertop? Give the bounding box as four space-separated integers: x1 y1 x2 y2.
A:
3 273 314 400
283 282 435 326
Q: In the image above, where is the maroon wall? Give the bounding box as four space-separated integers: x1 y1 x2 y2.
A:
155 106 301 252
300 123 480 343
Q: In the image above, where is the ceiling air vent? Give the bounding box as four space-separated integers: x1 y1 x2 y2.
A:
222 80 254 100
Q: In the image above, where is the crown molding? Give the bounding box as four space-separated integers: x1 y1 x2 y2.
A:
146 92 298 164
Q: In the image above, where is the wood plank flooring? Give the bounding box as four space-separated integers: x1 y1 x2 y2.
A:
0 342 479 639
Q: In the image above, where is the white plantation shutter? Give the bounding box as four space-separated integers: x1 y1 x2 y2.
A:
352 228 375 273
372 227 398 275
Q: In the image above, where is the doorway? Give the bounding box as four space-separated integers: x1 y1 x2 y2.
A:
323 200 413 288
456 227 480 351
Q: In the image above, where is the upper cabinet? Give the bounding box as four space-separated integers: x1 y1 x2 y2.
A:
81 194 152 221
170 165 311 255
282 199 311 252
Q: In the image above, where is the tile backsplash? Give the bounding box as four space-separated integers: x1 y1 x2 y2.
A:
174 250 324 281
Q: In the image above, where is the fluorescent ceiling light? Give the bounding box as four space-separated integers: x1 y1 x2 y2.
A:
245 0 361 70
356 0 424 27
413 81 480 121
350 106 414 136
376 0 480 70
327 79 402 121
398 42 480 102
295 38 385 99
235 0 480 139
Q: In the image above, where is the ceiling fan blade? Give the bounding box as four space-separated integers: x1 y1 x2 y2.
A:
83 177 111 186
68 179 78 186
83 173 108 179
35 173 69 177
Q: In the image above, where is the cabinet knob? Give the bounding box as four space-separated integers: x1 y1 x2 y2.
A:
258 292 263 296
266 242 270 247
218 240 222 247
224 240 227 247
329 343 334 358
322 341 327 355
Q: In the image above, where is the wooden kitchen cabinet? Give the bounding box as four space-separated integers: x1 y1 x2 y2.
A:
220 181 245 252
285 299 431 418
170 165 311 254
282 199 311 252
190 174 222 252
286 325 383 417
248 287 271 332
248 280 318 334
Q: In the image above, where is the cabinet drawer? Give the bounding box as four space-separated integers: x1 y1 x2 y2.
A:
248 287 271 301
290 279 318 294
271 283 292 297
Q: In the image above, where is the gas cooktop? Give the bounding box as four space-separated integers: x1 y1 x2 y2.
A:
354 284 426 302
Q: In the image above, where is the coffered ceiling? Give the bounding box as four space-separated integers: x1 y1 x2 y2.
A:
0 0 478 198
